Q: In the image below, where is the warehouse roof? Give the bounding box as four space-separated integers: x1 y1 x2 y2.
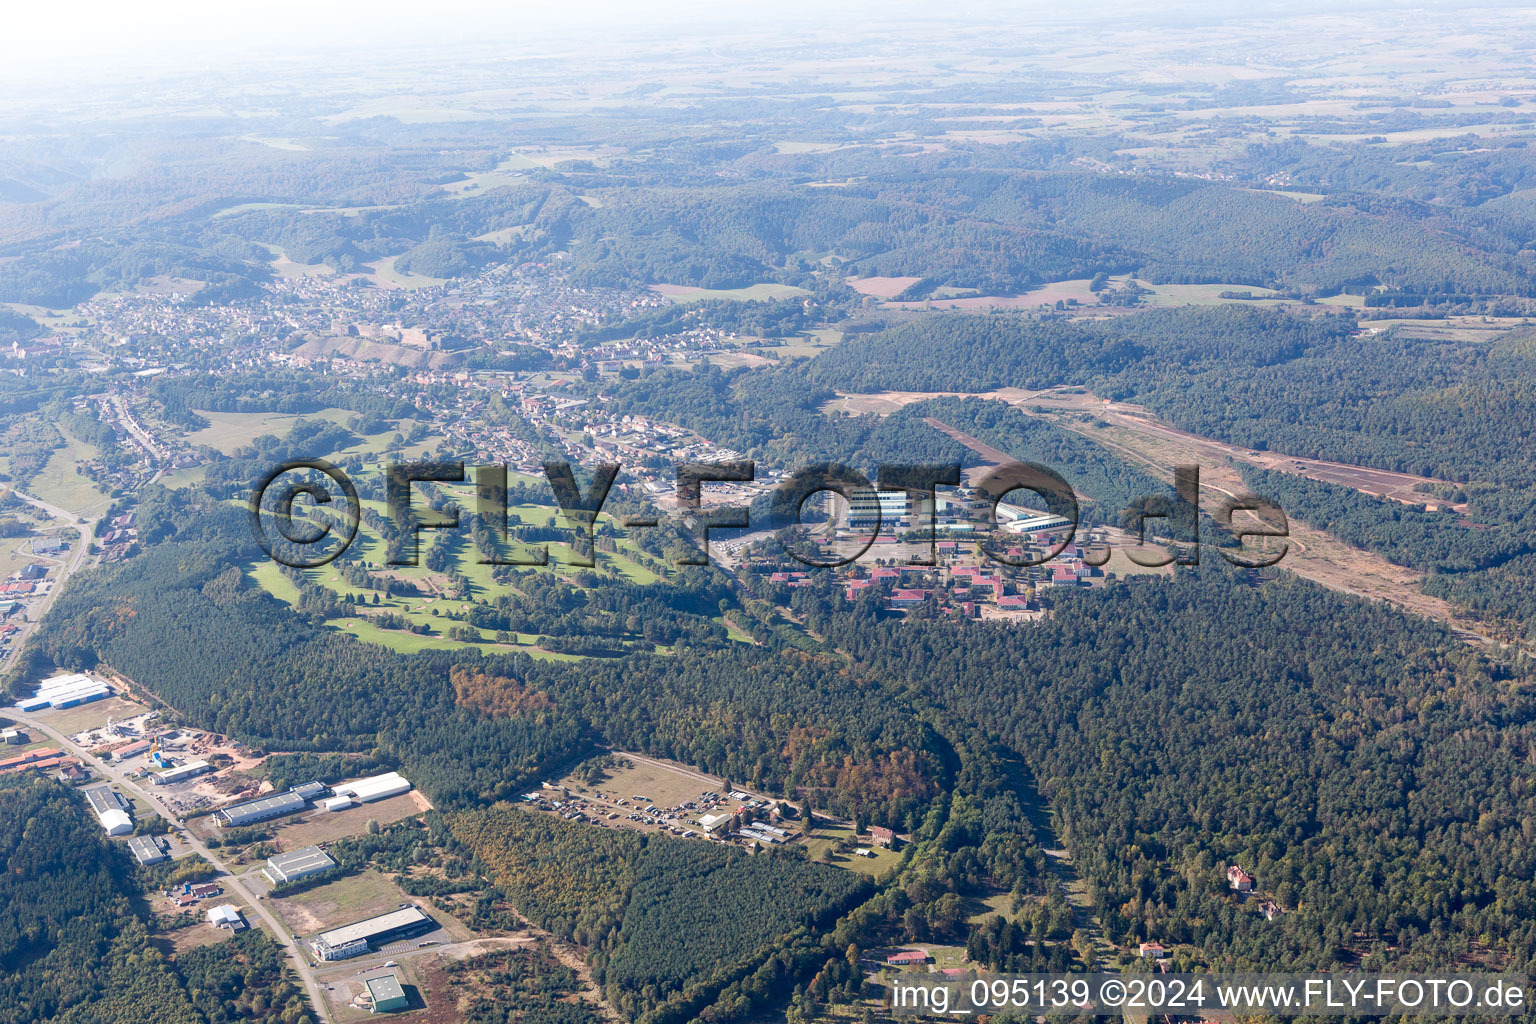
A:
84 787 128 814
219 789 305 822
127 835 168 864
366 974 406 1004
331 771 411 802
316 906 430 948
99 809 132 833
267 846 336 878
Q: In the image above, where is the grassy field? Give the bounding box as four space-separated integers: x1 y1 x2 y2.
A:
766 327 845 359
182 410 440 464
651 282 810 303
28 430 110 517
800 824 904 877
38 696 151 736
244 482 691 660
366 256 447 290
439 156 537 196
0 531 41 579
185 409 355 455
246 503 594 661
270 868 412 936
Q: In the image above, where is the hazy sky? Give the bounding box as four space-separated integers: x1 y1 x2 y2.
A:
4 0 936 79
6 0 1521 89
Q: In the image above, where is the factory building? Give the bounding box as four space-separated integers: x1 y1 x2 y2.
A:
127 835 169 865
264 846 337 885
365 974 409 1013
15 672 111 711
112 739 153 761
207 904 246 931
152 760 212 785
290 781 329 801
0 747 79 775
85 788 134 835
84 787 129 815
330 771 412 804
99 809 133 835
323 795 356 812
309 906 434 961
1 728 25 745
216 790 307 828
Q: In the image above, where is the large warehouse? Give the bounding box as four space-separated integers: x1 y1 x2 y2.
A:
216 781 330 827
309 906 433 961
84 787 133 835
127 835 169 865
216 790 306 828
15 672 111 711
330 771 412 804
263 846 336 885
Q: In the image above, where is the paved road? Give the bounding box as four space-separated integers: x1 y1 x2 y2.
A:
107 394 167 463
7 709 333 1023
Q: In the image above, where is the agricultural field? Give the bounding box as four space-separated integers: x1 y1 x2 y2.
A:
365 256 447 290
185 409 356 455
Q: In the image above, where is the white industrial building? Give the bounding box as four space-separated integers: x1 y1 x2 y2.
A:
330 771 411 803
323 795 356 812
698 811 733 834
207 904 246 930
85 788 134 835
99 809 133 835
15 672 111 711
310 906 433 961
264 846 337 885
216 790 307 828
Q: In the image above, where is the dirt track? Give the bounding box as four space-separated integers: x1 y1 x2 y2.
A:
871 391 1497 646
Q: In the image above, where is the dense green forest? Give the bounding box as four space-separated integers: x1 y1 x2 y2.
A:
451 805 871 1021
799 567 1536 973
5 126 1534 305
